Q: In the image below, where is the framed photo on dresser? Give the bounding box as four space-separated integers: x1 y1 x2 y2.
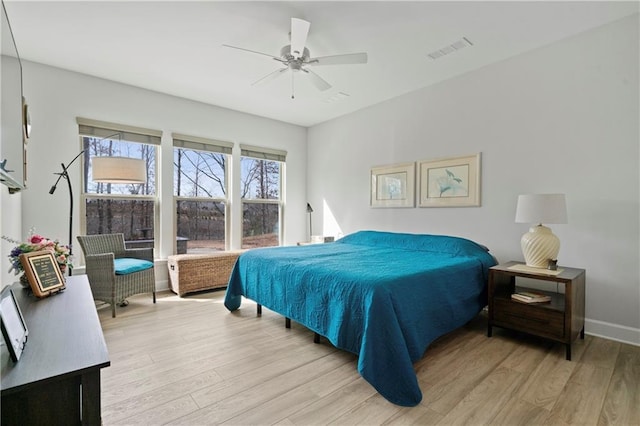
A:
0 286 29 362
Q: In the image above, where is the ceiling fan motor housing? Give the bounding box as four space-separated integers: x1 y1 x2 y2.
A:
280 45 310 71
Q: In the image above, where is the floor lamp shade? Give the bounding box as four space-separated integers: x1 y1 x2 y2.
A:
92 157 146 184
515 194 567 268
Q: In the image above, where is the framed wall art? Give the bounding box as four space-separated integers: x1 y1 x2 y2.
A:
370 162 415 208
19 250 66 298
418 153 481 207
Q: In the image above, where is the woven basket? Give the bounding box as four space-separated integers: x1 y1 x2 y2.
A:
168 250 245 296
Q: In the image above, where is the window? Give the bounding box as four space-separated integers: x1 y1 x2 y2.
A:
240 145 286 249
173 134 232 254
79 119 160 251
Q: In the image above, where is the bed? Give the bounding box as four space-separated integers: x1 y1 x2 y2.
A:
224 230 497 406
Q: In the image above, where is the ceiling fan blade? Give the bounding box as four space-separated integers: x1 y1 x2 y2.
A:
251 68 289 87
222 44 285 63
309 52 368 66
302 69 331 91
290 18 310 59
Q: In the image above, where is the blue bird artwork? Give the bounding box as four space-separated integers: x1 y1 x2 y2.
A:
435 168 467 197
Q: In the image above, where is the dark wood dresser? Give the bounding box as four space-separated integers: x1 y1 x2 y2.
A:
1 275 110 425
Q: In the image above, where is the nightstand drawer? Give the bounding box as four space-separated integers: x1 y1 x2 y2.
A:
494 299 565 339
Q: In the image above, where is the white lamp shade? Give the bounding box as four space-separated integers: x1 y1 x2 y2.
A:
92 157 146 184
515 194 567 224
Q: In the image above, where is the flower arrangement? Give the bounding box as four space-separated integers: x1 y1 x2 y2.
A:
3 230 71 275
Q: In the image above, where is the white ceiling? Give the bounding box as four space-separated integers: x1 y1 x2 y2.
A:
4 1 638 127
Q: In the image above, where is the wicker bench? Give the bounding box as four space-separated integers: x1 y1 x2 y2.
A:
167 250 245 296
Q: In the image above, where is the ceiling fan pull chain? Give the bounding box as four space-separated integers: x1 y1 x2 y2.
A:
291 72 295 99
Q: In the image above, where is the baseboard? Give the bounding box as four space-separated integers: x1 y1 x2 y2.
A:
156 278 170 291
586 318 640 346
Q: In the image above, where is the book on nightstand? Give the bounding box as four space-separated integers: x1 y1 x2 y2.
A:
511 291 551 304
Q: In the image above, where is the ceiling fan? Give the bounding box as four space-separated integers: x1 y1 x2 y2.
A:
223 18 368 98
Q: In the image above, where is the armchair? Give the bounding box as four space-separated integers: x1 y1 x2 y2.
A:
77 233 156 318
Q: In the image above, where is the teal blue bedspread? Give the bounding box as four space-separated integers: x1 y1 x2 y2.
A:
224 230 496 406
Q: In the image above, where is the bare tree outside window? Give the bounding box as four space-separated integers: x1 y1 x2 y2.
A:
174 149 225 198
173 148 227 253
176 200 225 253
241 157 281 248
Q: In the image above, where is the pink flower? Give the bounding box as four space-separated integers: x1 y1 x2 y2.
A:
29 234 44 244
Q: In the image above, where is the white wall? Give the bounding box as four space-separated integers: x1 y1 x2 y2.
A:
0 190 21 287
1 61 307 289
308 15 639 344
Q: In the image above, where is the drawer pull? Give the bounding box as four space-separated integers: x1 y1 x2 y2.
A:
503 312 549 324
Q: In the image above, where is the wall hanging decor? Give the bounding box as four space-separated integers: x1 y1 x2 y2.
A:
370 162 415 208
418 153 481 207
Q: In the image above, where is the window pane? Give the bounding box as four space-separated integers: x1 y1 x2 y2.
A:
176 200 225 254
240 157 280 200
242 203 279 249
83 136 156 195
85 198 155 246
173 148 226 197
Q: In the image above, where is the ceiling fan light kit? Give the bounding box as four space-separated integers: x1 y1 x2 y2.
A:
224 17 368 98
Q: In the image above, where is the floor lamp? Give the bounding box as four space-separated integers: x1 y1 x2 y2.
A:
49 136 147 275
306 203 314 241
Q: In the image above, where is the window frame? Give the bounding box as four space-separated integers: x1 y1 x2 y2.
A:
172 134 232 254
240 154 285 248
79 119 160 258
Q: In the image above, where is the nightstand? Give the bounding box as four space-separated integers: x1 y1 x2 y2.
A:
297 236 334 246
487 261 585 360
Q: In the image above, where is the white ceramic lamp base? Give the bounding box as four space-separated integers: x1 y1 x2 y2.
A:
520 224 560 268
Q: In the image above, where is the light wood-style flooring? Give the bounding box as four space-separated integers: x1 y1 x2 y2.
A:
97 290 639 425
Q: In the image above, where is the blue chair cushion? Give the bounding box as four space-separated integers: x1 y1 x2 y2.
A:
114 258 154 275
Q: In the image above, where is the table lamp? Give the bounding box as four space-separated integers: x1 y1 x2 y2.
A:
515 194 567 268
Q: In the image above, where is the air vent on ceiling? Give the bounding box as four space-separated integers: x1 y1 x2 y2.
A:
427 37 473 60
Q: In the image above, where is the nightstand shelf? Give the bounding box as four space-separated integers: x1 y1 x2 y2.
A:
487 261 586 360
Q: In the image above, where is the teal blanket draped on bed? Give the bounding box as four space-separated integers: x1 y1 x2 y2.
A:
224 230 497 406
